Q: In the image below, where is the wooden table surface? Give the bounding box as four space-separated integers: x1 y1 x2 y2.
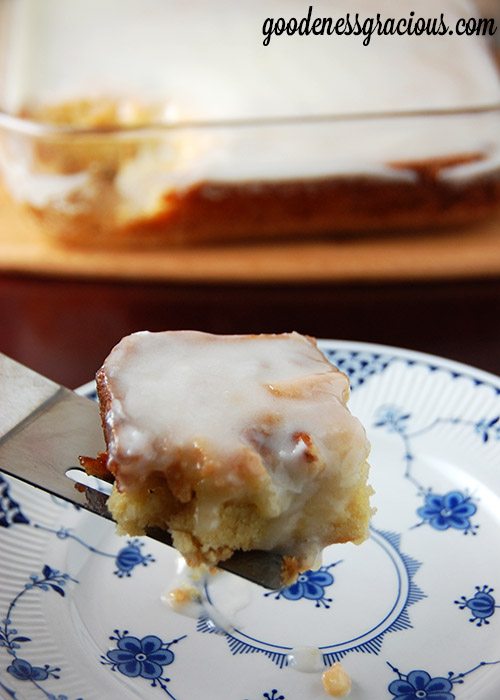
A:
1 185 500 284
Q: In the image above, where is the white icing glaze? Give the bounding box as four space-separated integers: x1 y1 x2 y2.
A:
287 645 324 673
101 331 369 554
104 330 352 472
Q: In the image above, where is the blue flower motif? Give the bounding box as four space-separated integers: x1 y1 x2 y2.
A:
455 585 499 626
0 474 30 528
26 564 77 597
34 527 155 580
7 658 55 682
388 661 500 699
388 669 454 699
0 565 79 699
105 634 174 679
374 405 411 433
416 491 477 534
102 629 187 696
282 569 333 603
263 691 285 700
474 417 500 443
265 562 340 608
115 539 155 578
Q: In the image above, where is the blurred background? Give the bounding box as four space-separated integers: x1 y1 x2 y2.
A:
0 0 499 387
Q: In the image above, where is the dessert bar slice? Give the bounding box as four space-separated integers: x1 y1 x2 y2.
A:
95 331 372 574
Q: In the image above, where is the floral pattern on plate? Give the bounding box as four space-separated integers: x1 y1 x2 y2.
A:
1 341 500 699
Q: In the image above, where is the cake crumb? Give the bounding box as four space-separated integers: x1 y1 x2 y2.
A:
167 586 200 608
281 555 302 586
322 662 352 697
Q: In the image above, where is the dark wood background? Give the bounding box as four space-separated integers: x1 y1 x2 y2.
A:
1 273 498 388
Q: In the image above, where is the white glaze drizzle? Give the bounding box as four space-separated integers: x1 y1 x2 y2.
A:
102 331 370 557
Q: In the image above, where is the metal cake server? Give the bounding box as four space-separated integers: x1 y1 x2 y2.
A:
0 353 283 589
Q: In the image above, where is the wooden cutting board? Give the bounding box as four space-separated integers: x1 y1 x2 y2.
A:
1 187 500 284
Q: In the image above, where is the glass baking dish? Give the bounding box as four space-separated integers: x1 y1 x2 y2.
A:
0 0 499 248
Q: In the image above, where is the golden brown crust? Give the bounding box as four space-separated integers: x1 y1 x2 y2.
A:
121 159 500 246
78 452 112 481
28 164 500 248
13 98 500 247
95 367 119 480
281 556 304 587
95 367 110 428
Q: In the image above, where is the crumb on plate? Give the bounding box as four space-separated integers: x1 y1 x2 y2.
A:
322 662 352 697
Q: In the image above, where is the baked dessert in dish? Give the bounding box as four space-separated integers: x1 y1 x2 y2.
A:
92 331 372 573
0 0 499 246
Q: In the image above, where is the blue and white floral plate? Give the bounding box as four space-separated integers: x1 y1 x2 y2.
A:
1 340 500 700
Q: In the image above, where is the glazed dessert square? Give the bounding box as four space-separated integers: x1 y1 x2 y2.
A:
96 331 372 571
